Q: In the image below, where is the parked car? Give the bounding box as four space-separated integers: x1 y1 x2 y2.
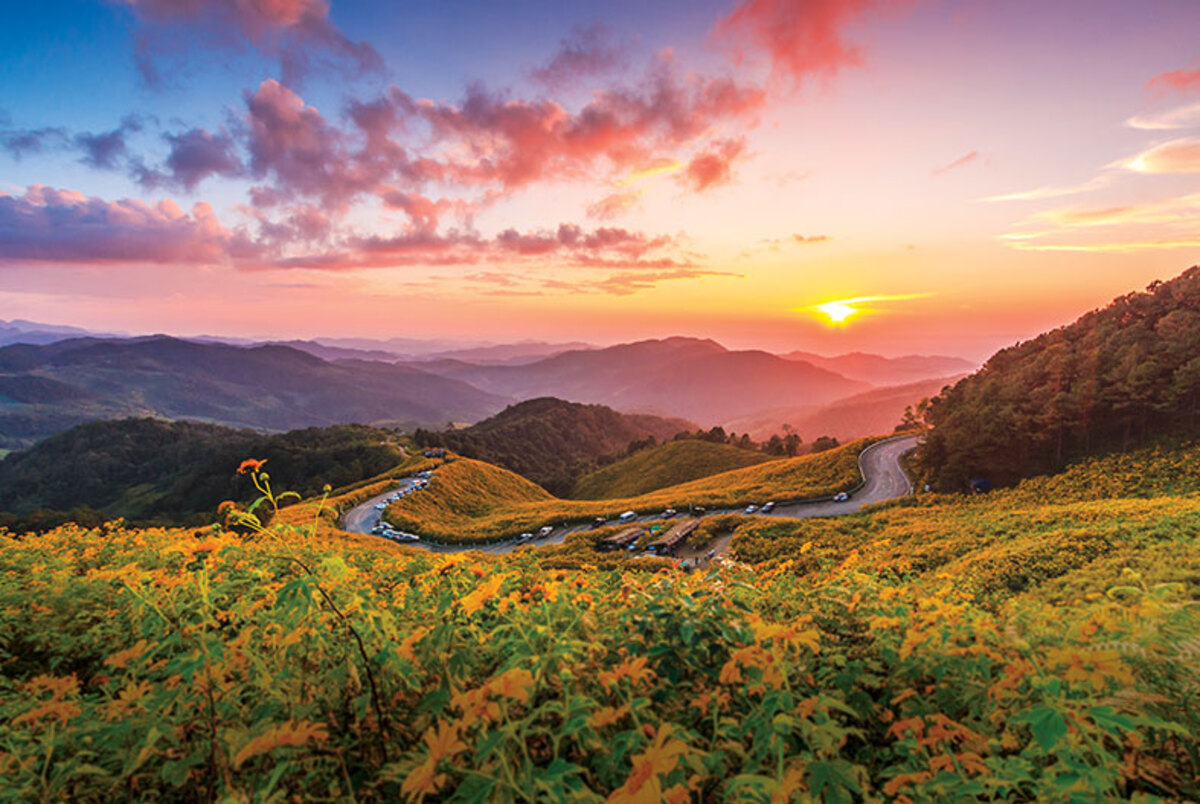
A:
517 532 534 542
833 492 850 502
538 525 554 537
694 507 706 516
744 504 758 514
761 501 776 513
661 508 677 519
618 511 637 523
592 517 608 528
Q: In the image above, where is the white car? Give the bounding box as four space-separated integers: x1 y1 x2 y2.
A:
761 501 776 513
744 504 758 514
618 511 636 523
538 525 554 537
661 508 677 519
833 492 850 502
517 532 534 542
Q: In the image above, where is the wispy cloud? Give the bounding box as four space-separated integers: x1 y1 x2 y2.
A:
1126 101 1200 131
1006 238 1200 253
931 150 979 176
982 174 1110 202
1122 138 1200 173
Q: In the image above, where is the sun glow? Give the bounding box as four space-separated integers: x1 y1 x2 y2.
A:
804 294 933 326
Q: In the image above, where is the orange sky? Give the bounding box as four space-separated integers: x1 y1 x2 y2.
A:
2 1 1200 360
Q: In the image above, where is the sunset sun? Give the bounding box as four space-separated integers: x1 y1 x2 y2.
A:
813 299 862 325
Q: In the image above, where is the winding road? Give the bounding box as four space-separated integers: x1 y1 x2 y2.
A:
340 434 918 556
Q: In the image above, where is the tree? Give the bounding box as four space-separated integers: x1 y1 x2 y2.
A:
810 436 840 453
783 433 802 457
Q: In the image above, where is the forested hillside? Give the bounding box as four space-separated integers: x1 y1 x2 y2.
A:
0 418 405 529
413 397 693 494
918 267 1200 490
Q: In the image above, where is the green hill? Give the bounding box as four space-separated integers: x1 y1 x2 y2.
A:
413 397 694 495
571 438 772 499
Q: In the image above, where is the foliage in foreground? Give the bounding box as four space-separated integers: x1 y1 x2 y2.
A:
1 467 1197 802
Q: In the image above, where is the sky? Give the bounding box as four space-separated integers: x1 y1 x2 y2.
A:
2 0 1200 360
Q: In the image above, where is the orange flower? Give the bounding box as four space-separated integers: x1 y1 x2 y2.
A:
236 458 267 475
588 705 629 729
232 720 329 768
105 639 152 670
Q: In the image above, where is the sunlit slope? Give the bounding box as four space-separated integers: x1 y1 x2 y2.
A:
571 439 773 500
384 439 870 543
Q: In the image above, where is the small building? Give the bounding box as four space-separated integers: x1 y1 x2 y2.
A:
646 517 700 556
598 526 645 551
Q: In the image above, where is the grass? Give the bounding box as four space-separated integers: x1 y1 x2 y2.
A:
571 439 773 499
382 438 874 543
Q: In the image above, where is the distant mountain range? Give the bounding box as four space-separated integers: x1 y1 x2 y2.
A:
726 375 966 442
779 351 976 385
406 337 872 424
0 319 971 450
0 336 506 449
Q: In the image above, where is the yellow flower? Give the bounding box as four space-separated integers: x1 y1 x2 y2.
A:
608 725 691 804
599 656 655 688
488 667 534 704
460 573 509 615
588 705 629 729
401 757 444 802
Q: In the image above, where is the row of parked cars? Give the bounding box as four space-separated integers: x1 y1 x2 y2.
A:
372 476 430 511
370 471 438 542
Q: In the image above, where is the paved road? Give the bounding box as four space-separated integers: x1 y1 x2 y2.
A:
340 434 919 555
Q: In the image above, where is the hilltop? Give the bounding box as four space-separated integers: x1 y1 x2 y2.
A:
571 438 773 499
414 397 694 495
918 266 1200 489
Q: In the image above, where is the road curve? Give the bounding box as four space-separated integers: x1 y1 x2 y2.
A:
340 434 919 555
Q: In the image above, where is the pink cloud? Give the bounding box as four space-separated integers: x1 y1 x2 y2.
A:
1147 67 1200 96
244 79 379 210
274 222 685 272
678 138 746 191
713 0 906 87
586 190 641 220
0 184 242 264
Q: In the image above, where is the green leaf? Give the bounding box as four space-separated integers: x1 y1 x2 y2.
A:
1087 706 1134 736
1015 706 1067 752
